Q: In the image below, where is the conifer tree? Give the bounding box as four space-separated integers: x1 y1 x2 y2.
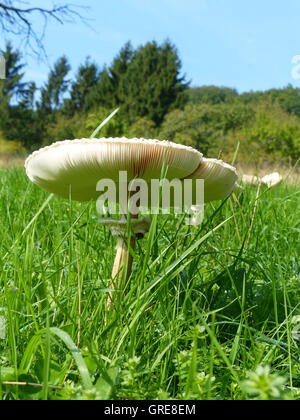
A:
0 42 26 103
39 56 71 112
119 40 188 124
65 58 99 113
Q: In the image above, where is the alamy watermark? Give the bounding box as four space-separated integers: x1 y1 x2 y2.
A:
96 171 205 225
292 315 300 341
0 315 5 339
0 56 5 79
291 55 300 80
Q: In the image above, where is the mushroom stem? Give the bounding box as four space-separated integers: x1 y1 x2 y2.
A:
107 213 138 311
101 214 152 312
111 236 134 280
108 234 135 310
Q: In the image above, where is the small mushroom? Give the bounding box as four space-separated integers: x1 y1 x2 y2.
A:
241 174 261 187
261 172 282 188
25 137 238 310
241 172 282 188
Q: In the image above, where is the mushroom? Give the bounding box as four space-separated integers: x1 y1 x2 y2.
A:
261 172 282 188
185 158 238 202
25 137 238 310
185 158 238 226
241 174 261 187
241 172 282 188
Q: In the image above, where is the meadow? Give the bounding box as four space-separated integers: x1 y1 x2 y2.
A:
0 165 299 400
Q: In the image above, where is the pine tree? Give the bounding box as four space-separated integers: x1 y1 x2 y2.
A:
85 42 134 110
0 42 38 147
109 41 134 104
86 40 187 124
65 57 99 113
39 56 71 111
20 82 37 109
0 42 27 103
119 40 188 124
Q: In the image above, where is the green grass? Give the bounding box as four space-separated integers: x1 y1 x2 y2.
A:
0 167 299 400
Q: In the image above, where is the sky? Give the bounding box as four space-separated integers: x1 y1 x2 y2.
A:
2 0 300 93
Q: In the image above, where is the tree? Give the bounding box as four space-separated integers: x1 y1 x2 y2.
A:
159 102 255 157
108 41 134 103
187 86 238 105
0 42 27 103
0 42 37 109
86 40 188 124
238 102 300 162
20 81 36 109
0 0 88 57
119 40 188 124
159 104 222 156
0 42 38 148
267 85 300 118
85 42 134 111
65 57 100 114
39 55 71 111
237 85 300 118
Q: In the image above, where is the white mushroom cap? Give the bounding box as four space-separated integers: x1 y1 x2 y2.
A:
261 172 282 188
186 158 238 202
241 174 261 186
241 172 282 188
25 138 203 202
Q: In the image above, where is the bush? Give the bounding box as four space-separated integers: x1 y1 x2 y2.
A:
229 102 300 163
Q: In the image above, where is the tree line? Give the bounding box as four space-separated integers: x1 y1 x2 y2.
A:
1 40 300 164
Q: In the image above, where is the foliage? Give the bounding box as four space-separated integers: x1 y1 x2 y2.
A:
84 40 188 125
85 41 134 112
187 85 238 105
38 56 71 112
117 40 188 124
1 41 300 163
126 117 156 139
85 106 127 139
0 44 41 149
241 366 288 400
158 102 255 157
43 113 87 145
238 85 300 118
64 57 100 115
158 100 300 162
232 102 300 162
0 42 27 102
0 131 24 154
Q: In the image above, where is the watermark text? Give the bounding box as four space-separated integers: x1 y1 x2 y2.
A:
96 171 205 225
0 56 5 79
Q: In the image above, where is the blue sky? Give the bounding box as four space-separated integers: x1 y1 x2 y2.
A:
2 0 300 92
